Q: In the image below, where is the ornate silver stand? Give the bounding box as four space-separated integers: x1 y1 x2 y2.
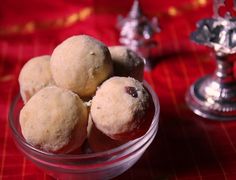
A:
186 10 236 120
186 53 236 120
117 0 160 69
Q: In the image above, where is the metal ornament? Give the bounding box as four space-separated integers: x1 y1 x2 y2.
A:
117 0 160 68
186 0 236 120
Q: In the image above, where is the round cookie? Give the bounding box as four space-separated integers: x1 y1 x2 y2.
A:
108 46 144 81
50 35 113 98
18 55 54 103
91 77 151 141
20 86 88 153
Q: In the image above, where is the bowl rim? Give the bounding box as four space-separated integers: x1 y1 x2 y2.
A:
9 81 160 159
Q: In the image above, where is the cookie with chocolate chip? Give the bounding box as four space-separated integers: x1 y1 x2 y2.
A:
91 77 151 141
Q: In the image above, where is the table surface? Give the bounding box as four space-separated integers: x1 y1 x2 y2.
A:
1 0 236 179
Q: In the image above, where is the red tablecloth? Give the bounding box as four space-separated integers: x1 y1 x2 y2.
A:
1 0 236 179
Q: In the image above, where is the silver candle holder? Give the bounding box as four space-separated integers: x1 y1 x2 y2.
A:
186 1 236 120
117 0 160 69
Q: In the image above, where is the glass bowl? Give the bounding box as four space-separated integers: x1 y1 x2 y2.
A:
9 82 160 180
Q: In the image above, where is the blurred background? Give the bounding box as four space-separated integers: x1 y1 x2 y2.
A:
2 0 236 180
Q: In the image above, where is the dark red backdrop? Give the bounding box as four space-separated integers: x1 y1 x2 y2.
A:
1 0 236 179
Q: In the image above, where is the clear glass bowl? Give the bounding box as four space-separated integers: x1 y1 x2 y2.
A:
9 82 160 180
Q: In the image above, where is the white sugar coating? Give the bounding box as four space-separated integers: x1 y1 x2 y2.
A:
20 86 88 153
18 55 54 103
50 35 113 98
108 46 144 81
91 77 150 141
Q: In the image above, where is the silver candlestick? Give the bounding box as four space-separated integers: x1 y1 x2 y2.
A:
117 0 160 69
186 1 236 120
